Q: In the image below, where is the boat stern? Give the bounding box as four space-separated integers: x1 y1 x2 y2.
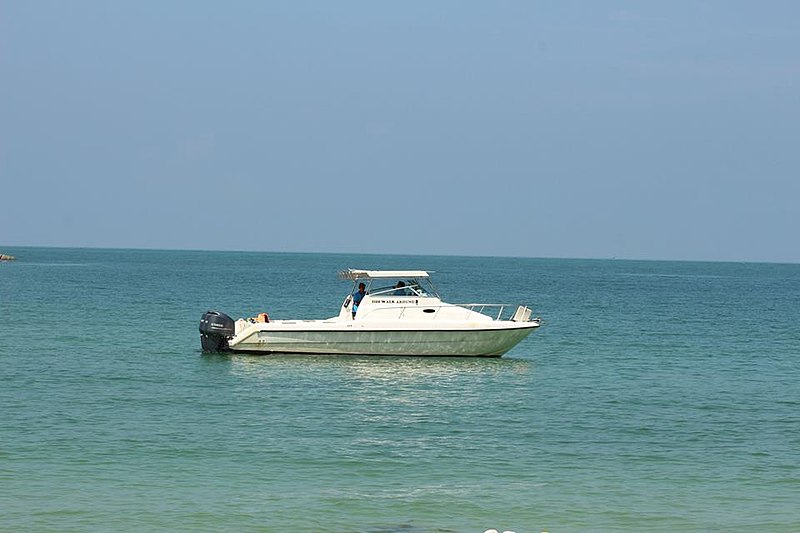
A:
199 310 235 353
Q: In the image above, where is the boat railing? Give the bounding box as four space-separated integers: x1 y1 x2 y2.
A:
455 303 513 321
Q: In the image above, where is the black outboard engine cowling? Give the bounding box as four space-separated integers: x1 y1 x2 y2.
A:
199 311 235 353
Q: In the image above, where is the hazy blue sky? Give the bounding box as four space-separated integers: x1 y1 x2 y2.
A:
2 1 798 262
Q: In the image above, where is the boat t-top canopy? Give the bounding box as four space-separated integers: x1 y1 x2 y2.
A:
338 269 431 280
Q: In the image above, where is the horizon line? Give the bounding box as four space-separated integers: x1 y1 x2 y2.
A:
2 244 798 267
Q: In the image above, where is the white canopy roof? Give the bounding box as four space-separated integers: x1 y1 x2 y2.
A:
339 269 431 280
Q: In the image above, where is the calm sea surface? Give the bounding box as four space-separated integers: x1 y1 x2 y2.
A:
1 247 798 532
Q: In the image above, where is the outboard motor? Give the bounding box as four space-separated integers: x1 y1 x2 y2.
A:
199 311 235 353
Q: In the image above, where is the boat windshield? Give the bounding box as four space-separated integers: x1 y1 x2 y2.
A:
355 277 439 298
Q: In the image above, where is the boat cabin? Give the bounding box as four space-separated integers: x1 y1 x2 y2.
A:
337 268 480 322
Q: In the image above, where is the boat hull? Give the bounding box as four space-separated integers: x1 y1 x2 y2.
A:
226 322 539 357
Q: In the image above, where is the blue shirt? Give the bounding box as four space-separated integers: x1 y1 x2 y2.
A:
353 290 366 307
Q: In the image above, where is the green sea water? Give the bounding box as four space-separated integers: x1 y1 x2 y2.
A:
1 247 799 532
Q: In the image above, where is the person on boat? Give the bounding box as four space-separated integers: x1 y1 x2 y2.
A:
352 282 366 318
393 281 408 296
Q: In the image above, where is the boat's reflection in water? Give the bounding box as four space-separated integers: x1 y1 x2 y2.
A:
223 353 533 384
217 354 536 434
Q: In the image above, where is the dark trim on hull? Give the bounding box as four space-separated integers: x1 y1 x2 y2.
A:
240 324 541 335
225 348 504 358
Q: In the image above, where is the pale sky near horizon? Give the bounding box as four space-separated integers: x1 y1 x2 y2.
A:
2 1 798 262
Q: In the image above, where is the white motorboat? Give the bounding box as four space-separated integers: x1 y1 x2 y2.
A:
200 269 541 357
